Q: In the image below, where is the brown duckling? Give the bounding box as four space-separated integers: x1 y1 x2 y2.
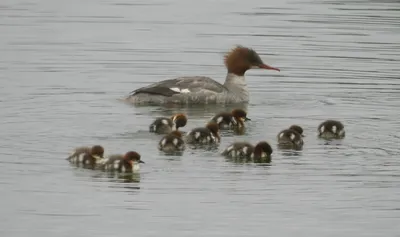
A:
66 145 104 165
149 113 187 134
277 125 304 150
210 108 250 129
221 141 273 161
158 131 185 153
81 145 105 169
318 120 345 139
99 151 144 173
185 122 220 144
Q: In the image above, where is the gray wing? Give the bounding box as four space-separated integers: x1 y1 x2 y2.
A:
129 76 227 97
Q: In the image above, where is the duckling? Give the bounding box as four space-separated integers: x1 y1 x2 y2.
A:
210 108 250 129
158 131 185 153
149 113 187 134
185 122 220 144
277 125 304 150
81 145 105 169
318 120 345 139
222 141 273 161
99 151 144 173
66 145 104 165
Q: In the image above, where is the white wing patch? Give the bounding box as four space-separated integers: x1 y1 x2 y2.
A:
216 116 223 124
290 133 295 140
194 132 200 139
170 87 191 93
173 138 178 146
161 138 166 147
162 119 169 125
114 160 119 170
332 125 337 133
226 145 234 152
320 125 325 133
242 146 248 154
279 133 284 139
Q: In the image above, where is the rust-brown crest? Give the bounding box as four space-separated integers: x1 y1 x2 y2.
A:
224 45 264 76
171 113 188 128
231 109 247 119
124 151 141 161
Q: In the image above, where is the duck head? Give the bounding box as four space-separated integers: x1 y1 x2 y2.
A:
231 108 250 127
253 141 273 159
124 151 145 164
90 145 104 160
206 122 220 142
171 113 187 130
289 125 305 137
224 45 280 76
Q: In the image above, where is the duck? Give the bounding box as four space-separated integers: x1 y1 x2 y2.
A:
185 122 220 144
318 120 345 139
221 141 273 161
66 145 105 167
210 108 250 129
98 151 144 173
277 125 304 150
158 131 185 153
125 45 280 105
149 113 187 134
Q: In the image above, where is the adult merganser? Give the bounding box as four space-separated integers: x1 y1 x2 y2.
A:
125 45 280 105
222 141 273 162
149 113 187 134
66 145 104 165
277 125 304 150
185 122 220 144
99 151 144 172
210 108 250 129
318 120 345 139
158 130 185 153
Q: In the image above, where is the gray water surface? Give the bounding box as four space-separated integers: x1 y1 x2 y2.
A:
1 0 400 236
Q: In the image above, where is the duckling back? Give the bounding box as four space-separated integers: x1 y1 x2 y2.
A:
158 131 185 153
149 117 173 134
222 142 254 158
277 129 303 150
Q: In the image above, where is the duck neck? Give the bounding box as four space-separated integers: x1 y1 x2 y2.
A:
223 73 249 101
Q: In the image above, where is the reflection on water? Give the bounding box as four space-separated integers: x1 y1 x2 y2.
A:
1 0 400 236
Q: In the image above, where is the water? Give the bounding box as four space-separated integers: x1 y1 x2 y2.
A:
1 0 400 236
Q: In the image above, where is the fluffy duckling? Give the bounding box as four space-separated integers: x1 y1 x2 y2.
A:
149 113 187 134
158 131 185 153
185 122 220 144
66 145 104 166
277 125 304 150
210 108 250 129
318 120 345 139
99 151 144 173
222 141 273 161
